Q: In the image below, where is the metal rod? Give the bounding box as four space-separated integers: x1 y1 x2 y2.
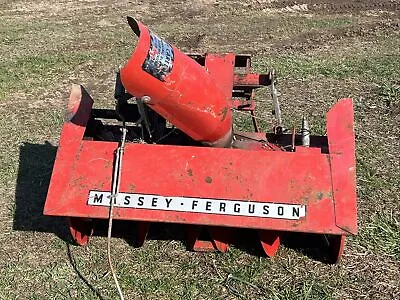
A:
107 126 127 300
301 116 310 147
270 69 282 127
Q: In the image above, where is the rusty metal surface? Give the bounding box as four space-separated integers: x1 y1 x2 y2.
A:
44 126 354 235
233 73 271 88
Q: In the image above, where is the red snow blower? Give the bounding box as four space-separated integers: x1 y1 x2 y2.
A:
44 17 357 263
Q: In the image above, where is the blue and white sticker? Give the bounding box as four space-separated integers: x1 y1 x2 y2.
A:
142 32 174 81
87 191 306 220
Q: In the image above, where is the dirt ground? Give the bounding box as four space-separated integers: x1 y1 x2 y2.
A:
0 0 399 299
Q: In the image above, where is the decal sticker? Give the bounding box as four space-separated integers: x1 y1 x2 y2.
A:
142 32 174 81
88 191 306 220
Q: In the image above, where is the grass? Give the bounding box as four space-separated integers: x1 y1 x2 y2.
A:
252 52 400 82
380 83 400 113
307 17 355 29
361 214 400 259
0 53 97 100
0 0 399 299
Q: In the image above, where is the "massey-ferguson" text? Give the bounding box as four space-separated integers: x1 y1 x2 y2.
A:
87 191 306 220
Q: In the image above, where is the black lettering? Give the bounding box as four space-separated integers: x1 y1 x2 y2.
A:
263 205 269 215
138 196 144 206
192 200 198 210
206 201 212 211
248 204 255 214
278 206 284 216
108 195 116 205
165 198 173 208
292 207 300 218
152 197 158 207
219 202 226 212
93 193 103 203
234 203 240 213
124 195 131 205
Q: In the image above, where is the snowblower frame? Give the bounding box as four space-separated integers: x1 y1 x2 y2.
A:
44 53 357 263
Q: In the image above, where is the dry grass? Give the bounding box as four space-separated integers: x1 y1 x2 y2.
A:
0 0 399 299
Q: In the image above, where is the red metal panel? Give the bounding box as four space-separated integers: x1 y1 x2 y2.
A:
45 85 93 216
44 138 346 234
327 98 357 234
205 53 235 99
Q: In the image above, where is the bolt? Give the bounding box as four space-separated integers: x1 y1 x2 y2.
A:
141 95 151 104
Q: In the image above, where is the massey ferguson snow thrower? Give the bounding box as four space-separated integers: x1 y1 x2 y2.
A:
44 17 357 263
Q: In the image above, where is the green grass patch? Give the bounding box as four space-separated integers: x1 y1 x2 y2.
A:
0 20 52 45
0 51 111 101
307 17 355 29
379 83 400 113
227 14 356 35
223 248 270 282
360 214 400 259
275 277 334 300
356 145 396 191
253 53 400 83
0 104 63 184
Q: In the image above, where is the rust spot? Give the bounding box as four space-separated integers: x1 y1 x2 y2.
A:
301 195 311 204
235 73 247 80
129 183 136 192
205 176 213 184
220 106 229 121
71 175 84 184
187 168 193 176
347 122 353 130
168 215 186 222
247 192 254 200
316 192 324 200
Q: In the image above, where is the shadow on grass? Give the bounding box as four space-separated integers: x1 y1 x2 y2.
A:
13 141 72 242
93 220 188 248
14 142 106 299
281 232 336 263
231 230 336 263
67 243 105 300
